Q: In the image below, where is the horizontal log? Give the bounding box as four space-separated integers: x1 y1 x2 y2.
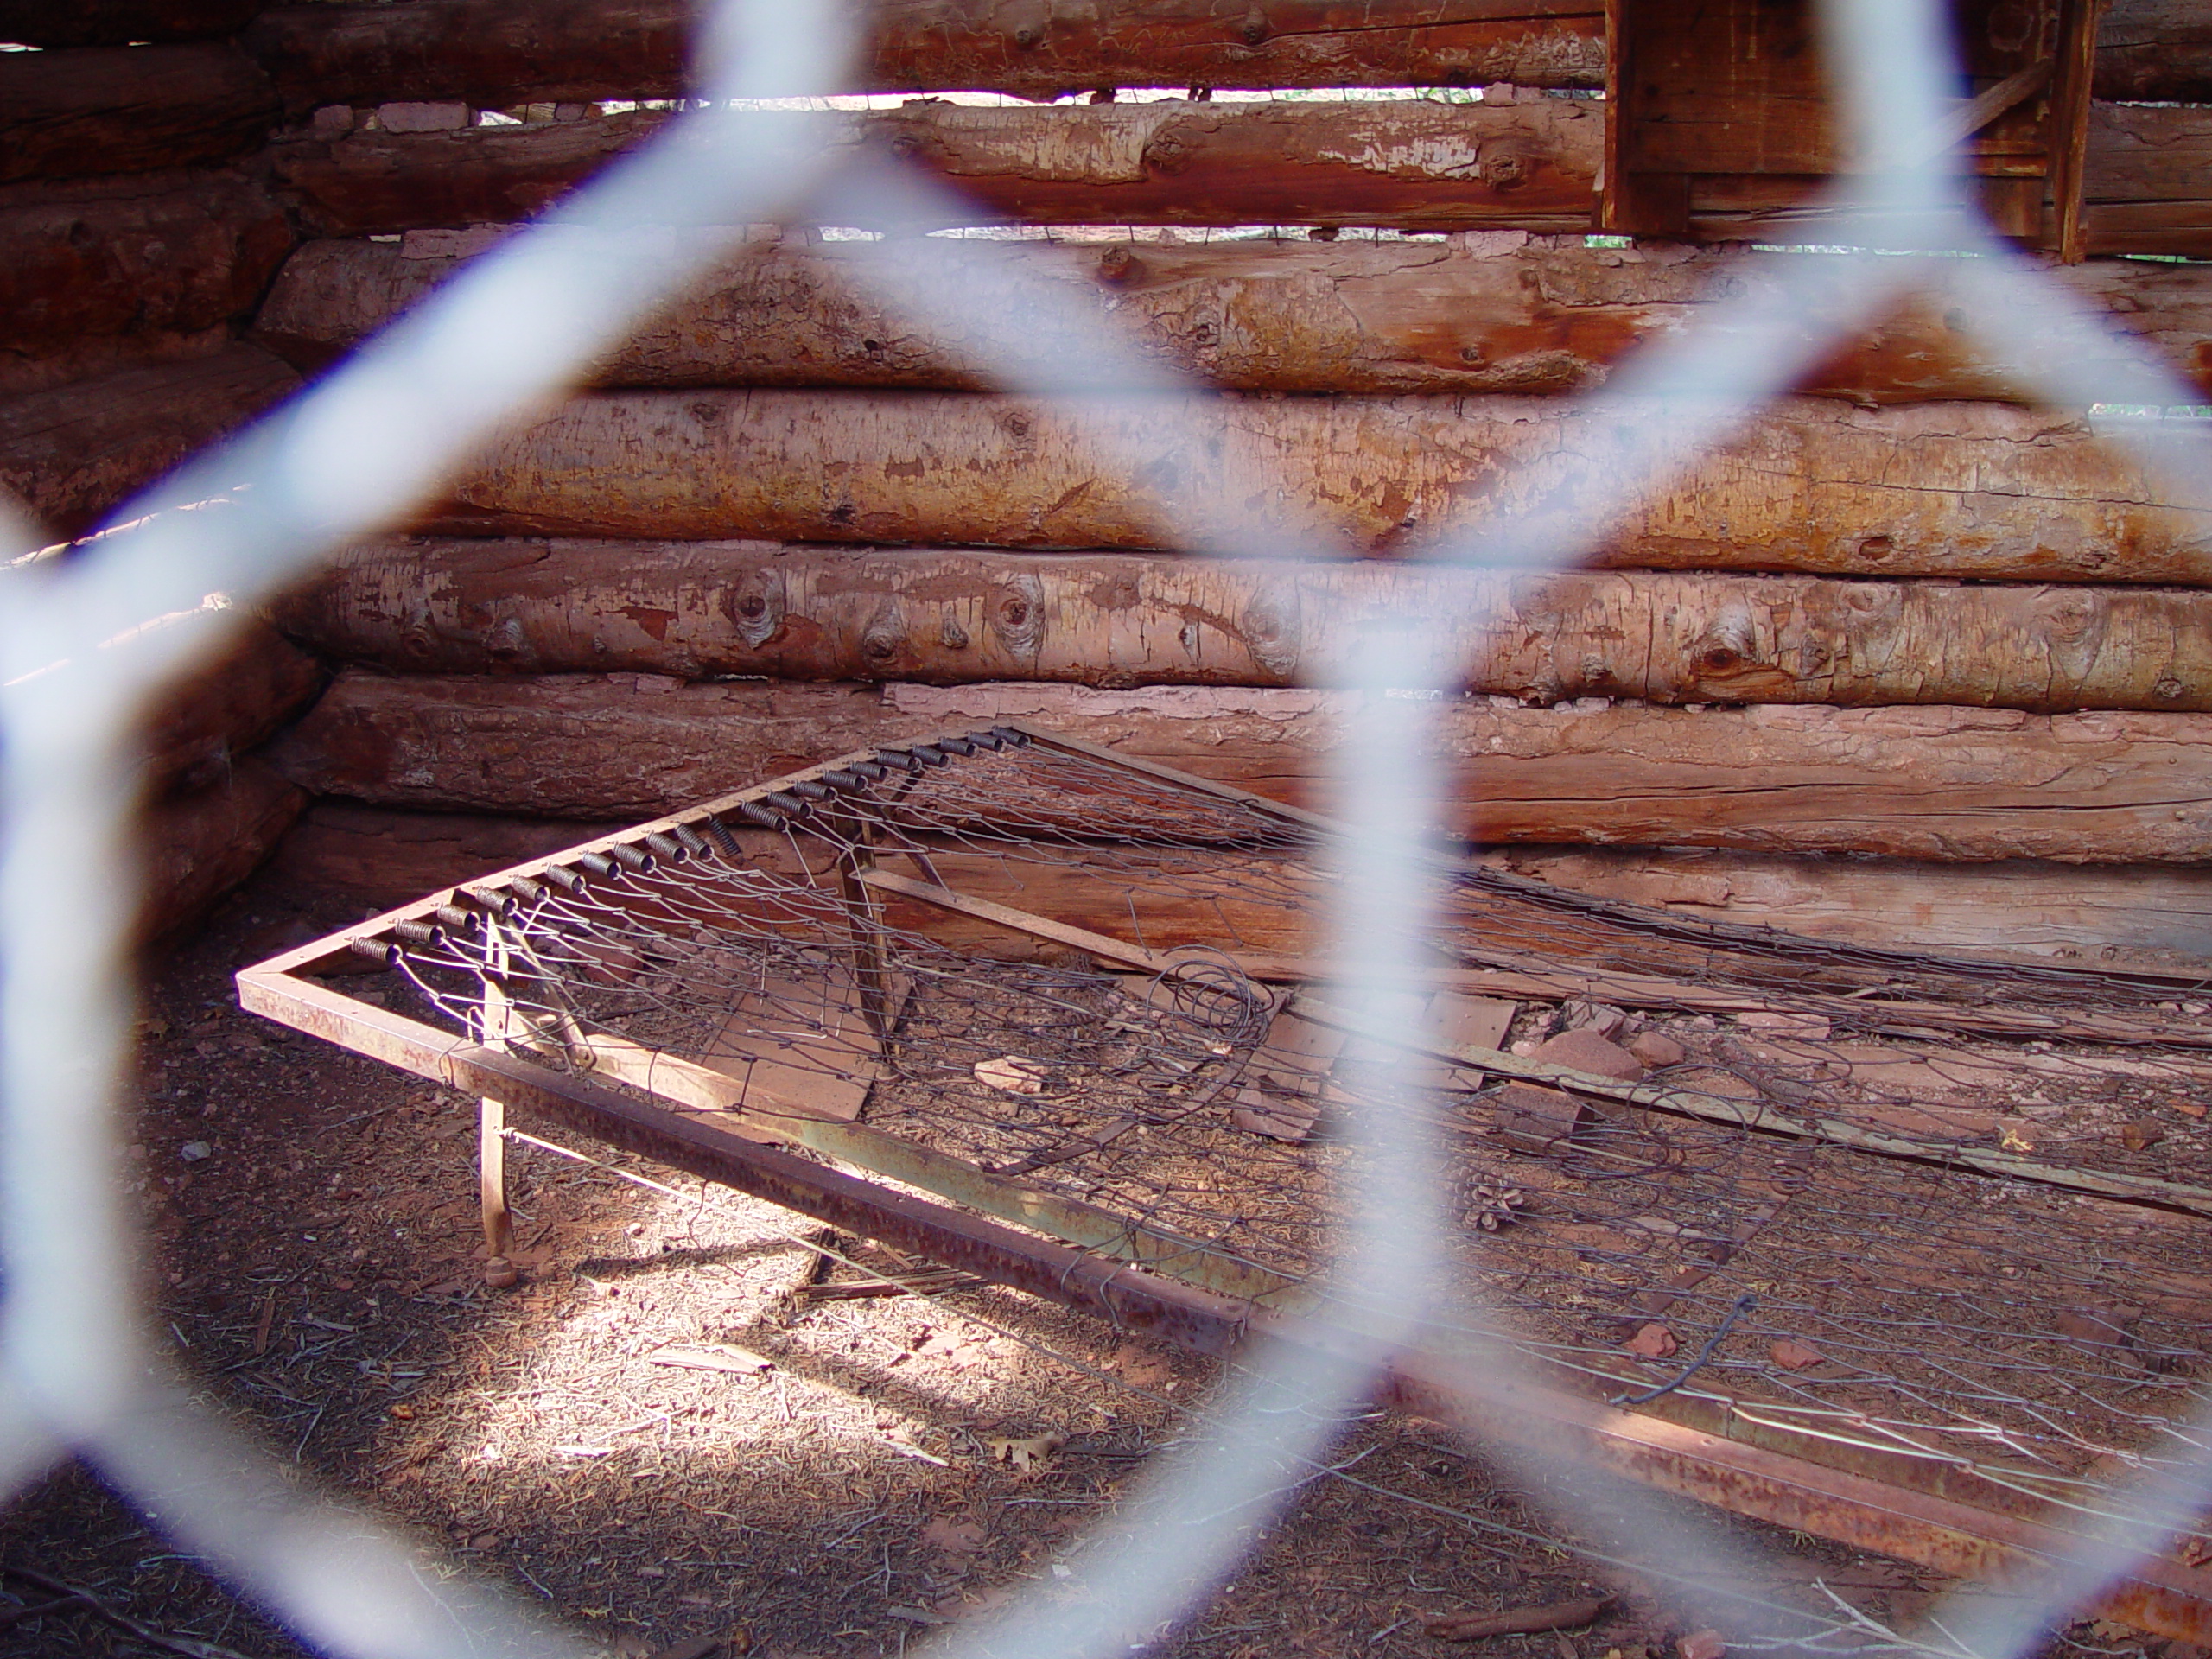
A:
268 798 2212 973
138 620 328 800
237 0 2212 111
268 96 1599 238
0 175 293 395
0 42 282 185
252 232 2212 404
278 539 2212 714
0 1 262 48
418 391 2212 582
1491 846 2212 974
262 671 2212 863
265 92 2212 255
242 0 1608 111
268 800 630 904
0 344 301 537
138 755 308 943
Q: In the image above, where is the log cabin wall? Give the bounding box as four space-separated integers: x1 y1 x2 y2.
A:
11 0 2212 962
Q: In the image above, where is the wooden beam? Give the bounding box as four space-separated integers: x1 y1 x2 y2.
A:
268 96 1601 238
404 390 2212 580
276 541 2212 711
0 42 281 186
260 669 2212 865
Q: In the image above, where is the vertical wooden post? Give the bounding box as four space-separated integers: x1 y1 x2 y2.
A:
1599 0 1691 238
478 921 519 1287
2048 0 2102 262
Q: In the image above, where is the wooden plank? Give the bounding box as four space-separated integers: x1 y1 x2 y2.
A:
278 541 2212 702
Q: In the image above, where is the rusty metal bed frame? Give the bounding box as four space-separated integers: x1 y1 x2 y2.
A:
234 722 2212 1642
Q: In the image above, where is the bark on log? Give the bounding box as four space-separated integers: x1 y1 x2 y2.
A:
0 175 293 395
267 97 1600 238
277 539 2212 715
269 798 2212 971
0 344 301 537
138 620 328 800
0 2 263 48
236 0 2212 111
242 0 1608 111
415 391 2212 582
262 671 2212 864
253 232 2212 404
137 755 308 943
0 43 282 185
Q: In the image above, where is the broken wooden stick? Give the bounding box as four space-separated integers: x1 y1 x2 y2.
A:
1424 1594 1614 1642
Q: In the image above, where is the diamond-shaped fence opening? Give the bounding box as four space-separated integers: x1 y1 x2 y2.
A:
6 1 2212 1655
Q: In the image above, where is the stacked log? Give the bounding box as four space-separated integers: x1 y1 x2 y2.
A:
276 540 2212 714
22 0 2212 957
397 392 2209 580
130 619 328 941
258 93 2212 255
235 0 2209 107
251 232 2212 404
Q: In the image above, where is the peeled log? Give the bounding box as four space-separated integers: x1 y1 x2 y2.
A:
0 43 282 186
138 620 328 800
238 0 2212 111
262 671 2212 864
420 391 2212 582
269 97 1599 238
0 345 300 537
254 233 2212 404
279 539 2212 715
0 175 294 395
137 756 308 943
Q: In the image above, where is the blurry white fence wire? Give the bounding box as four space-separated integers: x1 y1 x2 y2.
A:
6 0 2212 1653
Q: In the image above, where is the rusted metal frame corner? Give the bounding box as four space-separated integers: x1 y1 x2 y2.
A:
238 738 936 983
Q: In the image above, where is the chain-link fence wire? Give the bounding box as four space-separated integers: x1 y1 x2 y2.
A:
7 0 2212 1651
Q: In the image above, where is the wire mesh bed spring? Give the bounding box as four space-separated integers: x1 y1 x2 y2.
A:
243 721 2212 1580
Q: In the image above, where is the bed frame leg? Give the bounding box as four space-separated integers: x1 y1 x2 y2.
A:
480 1093 518 1287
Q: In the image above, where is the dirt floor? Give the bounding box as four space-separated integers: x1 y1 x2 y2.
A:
0 868 2182 1659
